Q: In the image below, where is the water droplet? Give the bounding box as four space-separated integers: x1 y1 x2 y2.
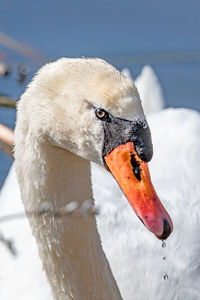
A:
38 201 52 215
63 201 78 214
162 241 166 248
80 199 93 216
163 256 167 261
164 273 168 280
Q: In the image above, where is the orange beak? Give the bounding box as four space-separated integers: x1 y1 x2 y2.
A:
104 142 173 239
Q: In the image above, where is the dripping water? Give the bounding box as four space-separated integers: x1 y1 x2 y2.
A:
161 240 168 281
164 273 168 280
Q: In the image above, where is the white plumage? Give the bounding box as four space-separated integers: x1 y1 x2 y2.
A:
0 62 199 299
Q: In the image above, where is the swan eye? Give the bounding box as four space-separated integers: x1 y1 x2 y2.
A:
95 108 108 120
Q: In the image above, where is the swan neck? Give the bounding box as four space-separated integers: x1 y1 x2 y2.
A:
19 141 122 300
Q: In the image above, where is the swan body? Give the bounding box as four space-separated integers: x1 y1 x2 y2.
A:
0 61 199 299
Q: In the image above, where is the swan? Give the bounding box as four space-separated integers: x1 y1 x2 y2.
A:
13 58 172 300
1 61 199 299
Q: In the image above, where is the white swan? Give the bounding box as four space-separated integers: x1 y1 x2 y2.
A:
13 58 172 300
1 61 199 299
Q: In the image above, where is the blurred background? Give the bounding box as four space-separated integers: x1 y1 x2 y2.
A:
0 0 200 185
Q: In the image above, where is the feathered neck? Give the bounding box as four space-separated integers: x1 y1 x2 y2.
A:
16 135 122 300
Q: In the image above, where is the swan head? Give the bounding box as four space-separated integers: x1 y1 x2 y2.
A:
16 57 173 239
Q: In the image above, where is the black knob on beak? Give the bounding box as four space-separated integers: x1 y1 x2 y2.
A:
133 122 153 162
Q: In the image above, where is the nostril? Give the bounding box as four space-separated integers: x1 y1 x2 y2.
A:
130 154 141 181
157 218 172 240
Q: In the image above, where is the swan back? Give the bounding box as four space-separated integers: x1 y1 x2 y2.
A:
135 66 164 115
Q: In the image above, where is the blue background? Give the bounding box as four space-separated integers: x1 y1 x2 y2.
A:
0 0 200 184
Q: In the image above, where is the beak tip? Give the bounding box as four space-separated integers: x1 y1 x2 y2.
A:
156 218 173 240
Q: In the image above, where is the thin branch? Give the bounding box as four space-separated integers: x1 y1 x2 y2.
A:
0 124 14 146
0 124 14 157
0 200 99 256
0 231 17 256
0 200 99 224
0 141 13 157
0 96 16 108
0 32 48 63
